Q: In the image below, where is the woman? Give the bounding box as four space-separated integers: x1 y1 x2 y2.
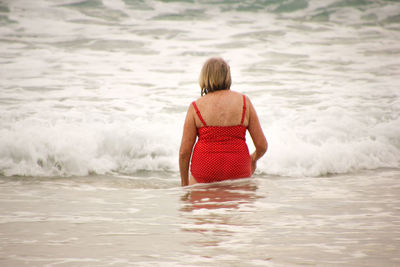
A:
179 57 267 186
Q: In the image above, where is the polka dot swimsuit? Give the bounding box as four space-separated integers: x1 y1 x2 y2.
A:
190 95 251 183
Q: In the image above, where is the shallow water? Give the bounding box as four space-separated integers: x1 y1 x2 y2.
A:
1 169 399 266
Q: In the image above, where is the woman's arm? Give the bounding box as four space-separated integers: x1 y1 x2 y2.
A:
247 97 268 174
179 104 197 186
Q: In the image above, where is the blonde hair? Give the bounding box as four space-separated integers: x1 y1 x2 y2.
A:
199 57 232 96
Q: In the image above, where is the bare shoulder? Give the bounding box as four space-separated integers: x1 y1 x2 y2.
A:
193 96 204 105
230 90 252 107
229 90 243 97
242 93 255 107
231 90 249 99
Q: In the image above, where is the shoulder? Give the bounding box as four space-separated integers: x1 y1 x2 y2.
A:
191 97 202 111
240 93 252 105
230 90 249 99
230 90 251 105
192 94 211 109
185 101 196 116
229 90 242 96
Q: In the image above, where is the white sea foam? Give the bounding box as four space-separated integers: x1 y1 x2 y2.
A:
0 118 180 176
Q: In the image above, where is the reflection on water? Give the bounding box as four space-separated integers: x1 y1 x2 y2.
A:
179 179 262 243
178 179 273 263
180 179 260 211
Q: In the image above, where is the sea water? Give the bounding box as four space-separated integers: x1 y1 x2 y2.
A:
0 0 399 266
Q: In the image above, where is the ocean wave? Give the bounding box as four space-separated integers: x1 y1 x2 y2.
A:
1 114 399 177
0 120 179 177
260 122 400 177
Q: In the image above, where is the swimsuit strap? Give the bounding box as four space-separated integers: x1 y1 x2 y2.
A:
240 94 246 126
192 101 207 126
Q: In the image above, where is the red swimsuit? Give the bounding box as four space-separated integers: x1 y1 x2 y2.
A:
190 95 251 183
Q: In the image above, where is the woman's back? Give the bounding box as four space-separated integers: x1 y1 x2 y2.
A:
193 90 248 128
